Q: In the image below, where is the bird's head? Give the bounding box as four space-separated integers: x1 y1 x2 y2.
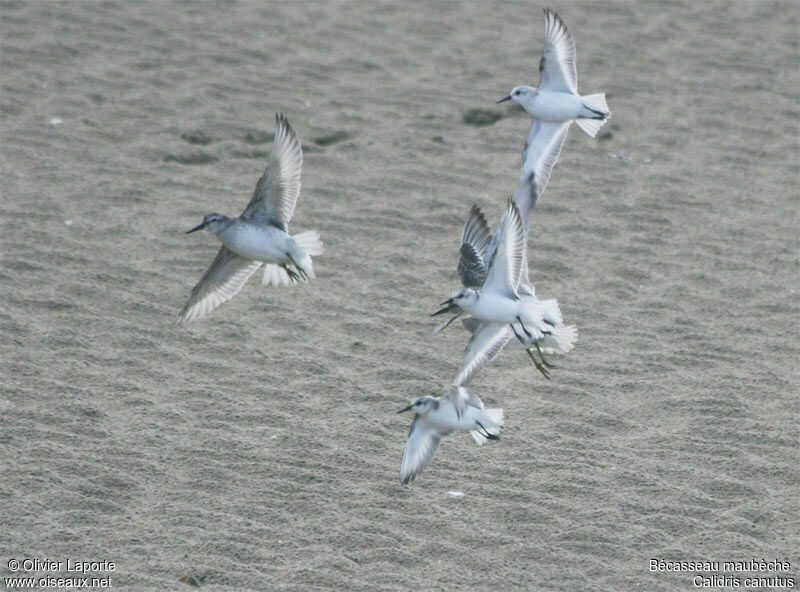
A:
432 288 477 316
498 85 538 106
450 288 478 308
398 396 438 416
186 213 228 234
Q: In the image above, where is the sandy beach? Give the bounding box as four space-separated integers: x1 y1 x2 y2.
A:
1 1 798 589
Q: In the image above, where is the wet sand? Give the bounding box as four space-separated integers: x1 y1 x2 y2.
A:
1 1 798 589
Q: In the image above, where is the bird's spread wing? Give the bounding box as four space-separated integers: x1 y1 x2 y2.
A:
178 246 262 324
517 253 536 297
452 322 512 388
538 8 577 94
511 121 568 293
483 201 526 298
242 113 303 231
401 417 446 485
461 205 491 260
458 244 488 290
458 205 492 289
520 120 571 207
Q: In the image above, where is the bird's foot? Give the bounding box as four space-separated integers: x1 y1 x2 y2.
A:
525 348 551 380
535 341 558 369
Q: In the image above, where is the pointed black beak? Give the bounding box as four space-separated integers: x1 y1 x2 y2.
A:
497 95 512 104
397 405 413 414
186 221 207 234
431 298 455 317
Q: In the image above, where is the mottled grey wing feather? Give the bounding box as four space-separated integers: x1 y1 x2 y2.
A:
242 113 303 231
458 205 492 288
178 246 262 324
461 205 491 257
400 416 447 485
538 8 577 94
458 244 488 289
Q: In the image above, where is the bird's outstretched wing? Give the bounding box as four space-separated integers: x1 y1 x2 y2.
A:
519 120 570 210
483 201 526 298
242 113 303 231
400 417 446 485
538 8 577 94
178 246 262 324
452 322 512 389
458 205 492 289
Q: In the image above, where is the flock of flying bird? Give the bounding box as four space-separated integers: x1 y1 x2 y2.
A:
176 9 610 485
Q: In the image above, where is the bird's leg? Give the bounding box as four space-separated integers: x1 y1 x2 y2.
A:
535 341 558 369
281 264 300 283
516 316 533 339
286 253 308 281
510 323 529 345
511 324 550 380
524 347 551 380
512 323 549 379
475 421 499 441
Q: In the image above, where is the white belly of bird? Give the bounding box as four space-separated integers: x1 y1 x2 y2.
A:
426 402 486 432
220 224 292 263
464 293 548 336
463 293 523 325
527 90 585 121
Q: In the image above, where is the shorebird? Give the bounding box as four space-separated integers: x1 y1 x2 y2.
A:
433 200 576 379
178 114 322 324
498 8 611 200
398 331 507 484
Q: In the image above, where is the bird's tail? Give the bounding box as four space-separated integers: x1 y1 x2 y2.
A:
576 93 610 137
262 263 293 287
538 298 563 327
293 230 323 280
294 230 324 257
539 324 578 355
262 230 323 287
470 408 504 445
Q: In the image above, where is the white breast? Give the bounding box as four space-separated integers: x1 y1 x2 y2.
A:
465 293 521 324
426 402 482 431
219 223 292 263
527 91 584 121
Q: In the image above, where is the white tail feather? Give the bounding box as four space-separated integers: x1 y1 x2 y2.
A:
263 230 322 286
484 408 504 429
294 230 324 257
576 117 607 137
577 93 610 137
539 324 578 355
470 407 504 445
582 92 608 114
539 298 563 327
297 254 315 281
262 263 294 287
470 430 487 445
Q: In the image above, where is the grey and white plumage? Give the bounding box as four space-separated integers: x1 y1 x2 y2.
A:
399 368 504 485
178 114 323 324
498 8 611 200
434 200 576 378
400 287 517 485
